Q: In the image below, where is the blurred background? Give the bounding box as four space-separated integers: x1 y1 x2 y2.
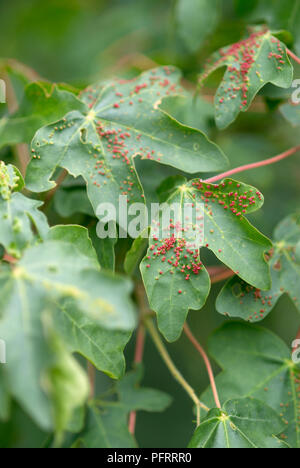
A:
0 0 299 448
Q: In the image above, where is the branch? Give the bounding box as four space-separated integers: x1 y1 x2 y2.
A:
287 48 300 65
204 145 300 184
183 323 221 409
146 319 209 426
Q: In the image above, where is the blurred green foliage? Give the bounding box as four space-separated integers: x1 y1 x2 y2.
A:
0 0 299 448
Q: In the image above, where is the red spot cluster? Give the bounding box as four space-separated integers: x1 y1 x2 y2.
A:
237 283 277 321
202 31 286 109
146 234 203 282
192 180 260 218
79 67 183 196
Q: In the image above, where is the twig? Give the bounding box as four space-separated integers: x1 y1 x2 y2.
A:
183 323 221 409
146 319 209 426
287 49 300 66
204 145 300 184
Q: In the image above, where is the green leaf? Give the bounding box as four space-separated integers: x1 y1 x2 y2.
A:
176 0 221 53
25 67 228 216
0 368 10 421
189 397 288 448
47 225 99 268
0 192 48 258
0 226 137 429
54 187 94 217
248 0 300 56
199 30 293 129
89 225 117 271
45 321 89 437
160 94 214 133
53 303 131 380
201 322 300 448
0 164 49 257
0 161 24 200
0 300 88 432
76 366 172 448
0 236 135 331
0 81 84 148
0 163 48 257
281 102 300 127
124 232 149 276
141 177 271 341
216 213 300 322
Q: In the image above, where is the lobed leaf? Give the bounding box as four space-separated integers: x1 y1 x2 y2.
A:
141 177 271 341
201 322 300 448
25 67 228 218
189 397 288 448
0 226 137 430
0 81 84 148
217 213 300 322
199 30 293 129
75 365 172 448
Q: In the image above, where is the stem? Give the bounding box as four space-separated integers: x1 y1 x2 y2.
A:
87 362 96 399
128 284 147 435
3 72 29 176
3 253 17 264
183 323 221 409
146 319 209 426
207 266 235 284
42 169 68 210
293 327 300 352
287 48 300 65
133 323 146 365
204 145 300 184
128 323 146 435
